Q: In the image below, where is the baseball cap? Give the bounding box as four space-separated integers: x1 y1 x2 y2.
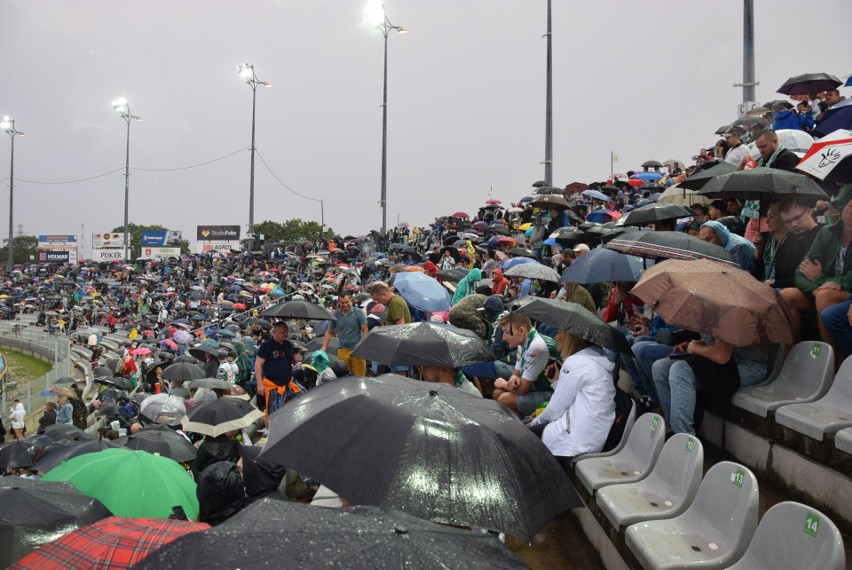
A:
722 127 744 138
476 295 505 315
572 243 590 253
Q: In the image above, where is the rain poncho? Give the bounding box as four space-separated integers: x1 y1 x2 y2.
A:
311 350 337 386
196 461 247 526
451 268 482 305
701 220 755 271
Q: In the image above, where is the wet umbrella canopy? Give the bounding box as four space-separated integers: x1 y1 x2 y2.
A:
679 160 737 191
0 478 112 568
10 516 209 570
260 375 580 540
392 272 451 313
514 298 632 354
604 230 739 268
620 203 693 227
698 168 828 201
632 258 795 346
123 425 198 463
261 299 334 320
33 439 121 476
351 321 495 368
134 499 526 570
161 362 206 382
560 247 646 284
181 396 263 438
0 439 42 470
504 261 561 282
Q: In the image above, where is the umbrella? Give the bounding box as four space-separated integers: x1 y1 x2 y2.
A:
796 128 852 183
777 72 841 96
506 246 537 258
188 377 233 390
549 226 585 244
561 247 646 284
631 258 794 346
698 168 828 201
392 272 451 313
181 397 263 438
630 171 663 182
620 203 694 227
530 194 569 208
42 423 95 443
123 425 198 463
10 516 209 570
351 321 495 368
262 300 334 321
585 209 621 223
503 261 560 282
604 230 740 268
95 375 134 391
514 298 632 354
813 103 852 137
679 160 737 191
581 189 610 201
172 330 193 345
33 439 121 475
497 256 538 271
435 268 469 283
260 376 580 540
92 366 115 378
133 499 525 570
247 317 273 330
452 211 470 219
53 375 78 385
656 185 710 206
0 439 42 470
41 448 199 519
95 388 127 405
188 343 219 360
130 347 151 356
161 362 206 382
139 394 187 425
485 198 502 205
0 478 111 568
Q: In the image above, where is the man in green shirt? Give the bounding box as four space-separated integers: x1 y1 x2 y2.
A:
321 291 368 376
370 283 412 325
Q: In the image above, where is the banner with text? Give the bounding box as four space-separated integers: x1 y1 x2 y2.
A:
140 246 181 259
91 248 125 262
196 225 240 241
141 230 183 247
38 234 77 245
198 242 242 254
38 250 70 264
92 233 130 249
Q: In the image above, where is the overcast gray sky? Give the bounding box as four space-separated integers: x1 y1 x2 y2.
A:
1 0 850 249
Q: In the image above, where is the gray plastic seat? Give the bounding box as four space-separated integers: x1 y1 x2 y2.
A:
625 461 759 569
732 342 834 417
596 433 703 530
835 426 852 455
571 399 636 466
574 413 664 494
776 354 852 440
728 501 845 570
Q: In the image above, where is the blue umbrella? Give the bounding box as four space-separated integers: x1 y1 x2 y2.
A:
560 247 649 284
586 209 619 224
581 189 610 201
392 272 451 313
498 257 538 270
631 171 663 182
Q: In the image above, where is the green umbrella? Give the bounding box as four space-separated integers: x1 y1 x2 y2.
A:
42 448 198 520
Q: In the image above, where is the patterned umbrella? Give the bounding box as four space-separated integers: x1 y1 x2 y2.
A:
172 330 193 345
9 517 208 570
503 262 561 282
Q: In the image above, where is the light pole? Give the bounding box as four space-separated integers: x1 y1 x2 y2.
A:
112 98 141 262
238 63 270 254
366 1 406 236
543 0 553 186
0 116 24 272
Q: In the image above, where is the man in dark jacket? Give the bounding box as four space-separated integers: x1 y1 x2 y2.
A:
37 402 57 433
754 128 800 172
753 201 821 289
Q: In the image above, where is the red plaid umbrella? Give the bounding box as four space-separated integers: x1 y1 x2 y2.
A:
9 516 209 570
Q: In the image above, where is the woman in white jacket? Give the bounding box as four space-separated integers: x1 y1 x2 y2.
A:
9 400 26 440
530 331 616 461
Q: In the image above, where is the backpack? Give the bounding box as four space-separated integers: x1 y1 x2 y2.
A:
601 387 633 453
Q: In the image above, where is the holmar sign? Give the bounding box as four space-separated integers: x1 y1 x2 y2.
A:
197 225 240 241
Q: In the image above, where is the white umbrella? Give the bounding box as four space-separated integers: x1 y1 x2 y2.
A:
796 129 852 183
656 185 710 206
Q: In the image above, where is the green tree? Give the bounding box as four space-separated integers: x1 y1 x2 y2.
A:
109 224 189 259
247 218 332 248
0 235 38 265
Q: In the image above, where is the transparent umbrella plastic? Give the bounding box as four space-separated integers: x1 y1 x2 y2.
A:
139 394 186 425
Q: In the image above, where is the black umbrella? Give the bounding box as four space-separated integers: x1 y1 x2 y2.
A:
188 377 233 390
507 247 537 258
604 230 739 268
530 194 570 209
641 160 663 168
95 375 134 391
532 185 564 195
549 226 585 244
42 423 96 443
0 478 112 568
0 439 42 470
261 300 334 321
33 439 121 475
95 388 128 404
777 72 841 96
620 203 694 227
53 375 78 385
679 160 737 190
188 343 220 361
247 317 273 330
173 354 198 364
351 321 495 368
92 366 115 378
123 425 198 463
698 169 829 201
514 298 632 354
305 336 337 353
181 396 263 438
133 498 526 570
488 224 511 236
259 376 580 540
162 362 206 382
435 268 469 283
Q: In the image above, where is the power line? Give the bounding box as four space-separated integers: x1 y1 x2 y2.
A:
131 146 248 172
254 149 321 203
12 168 125 185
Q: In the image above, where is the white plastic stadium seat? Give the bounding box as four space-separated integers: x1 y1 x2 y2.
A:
835 427 852 456
625 461 759 569
728 501 845 570
732 342 834 417
574 413 664 494
596 433 703 530
775 354 852 440
571 399 636 466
